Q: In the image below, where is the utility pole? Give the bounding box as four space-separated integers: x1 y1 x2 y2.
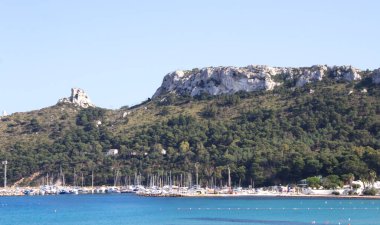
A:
2 161 8 188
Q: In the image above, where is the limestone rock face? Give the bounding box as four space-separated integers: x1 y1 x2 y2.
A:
295 65 328 87
153 65 363 98
58 88 95 108
372 69 380 84
153 66 284 98
331 65 361 82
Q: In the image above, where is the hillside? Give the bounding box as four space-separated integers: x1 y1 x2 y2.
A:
0 65 379 187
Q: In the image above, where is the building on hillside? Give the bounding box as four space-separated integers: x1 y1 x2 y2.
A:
1 110 8 117
106 149 119 156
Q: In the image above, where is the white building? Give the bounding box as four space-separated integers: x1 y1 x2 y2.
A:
106 149 119 156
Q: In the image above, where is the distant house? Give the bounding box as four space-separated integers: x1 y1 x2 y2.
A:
297 179 308 187
1 110 8 117
106 149 119 156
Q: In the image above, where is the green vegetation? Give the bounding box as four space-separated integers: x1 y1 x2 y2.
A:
362 188 378 196
321 175 343 189
0 78 379 187
306 176 321 188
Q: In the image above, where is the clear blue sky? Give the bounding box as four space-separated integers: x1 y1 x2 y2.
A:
1 0 379 113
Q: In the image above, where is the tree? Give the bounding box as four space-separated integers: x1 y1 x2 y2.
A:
368 170 377 188
306 176 321 189
322 175 342 189
341 173 355 187
179 141 190 154
28 118 42 132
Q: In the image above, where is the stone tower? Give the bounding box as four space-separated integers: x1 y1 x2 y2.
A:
58 88 95 108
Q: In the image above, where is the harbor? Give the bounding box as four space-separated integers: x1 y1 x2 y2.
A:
1 182 379 199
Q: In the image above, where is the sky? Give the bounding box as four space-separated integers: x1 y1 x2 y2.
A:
0 0 379 113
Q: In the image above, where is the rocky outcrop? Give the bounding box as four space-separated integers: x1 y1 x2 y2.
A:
154 66 281 98
295 65 328 87
331 65 361 82
58 88 95 108
373 69 380 84
153 65 363 98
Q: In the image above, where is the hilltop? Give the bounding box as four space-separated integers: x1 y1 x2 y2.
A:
0 65 379 187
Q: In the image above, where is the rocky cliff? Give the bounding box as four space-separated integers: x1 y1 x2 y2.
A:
58 88 95 108
153 65 373 98
373 69 380 84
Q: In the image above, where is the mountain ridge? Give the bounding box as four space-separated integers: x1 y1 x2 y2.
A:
0 64 379 187
154 64 380 98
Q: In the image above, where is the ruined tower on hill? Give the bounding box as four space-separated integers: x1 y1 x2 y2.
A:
58 88 95 108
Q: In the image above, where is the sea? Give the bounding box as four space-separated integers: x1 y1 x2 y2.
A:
0 194 379 225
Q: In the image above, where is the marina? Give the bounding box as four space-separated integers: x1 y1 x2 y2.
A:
1 182 379 199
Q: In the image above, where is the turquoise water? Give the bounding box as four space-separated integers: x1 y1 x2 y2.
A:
0 195 379 225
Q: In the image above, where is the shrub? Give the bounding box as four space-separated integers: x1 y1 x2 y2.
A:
322 175 342 189
306 176 321 188
201 104 218 118
362 188 378 196
159 107 170 116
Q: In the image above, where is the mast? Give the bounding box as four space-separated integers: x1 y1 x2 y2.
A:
114 169 120 187
60 165 65 186
228 166 231 188
73 168 77 186
2 161 7 188
195 163 199 187
91 170 94 193
169 170 172 189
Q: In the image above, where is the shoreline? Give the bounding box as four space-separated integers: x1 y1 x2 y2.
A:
1 193 380 199
137 192 380 200
1 187 380 199
177 193 380 200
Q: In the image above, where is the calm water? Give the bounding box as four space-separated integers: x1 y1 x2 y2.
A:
0 194 379 225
